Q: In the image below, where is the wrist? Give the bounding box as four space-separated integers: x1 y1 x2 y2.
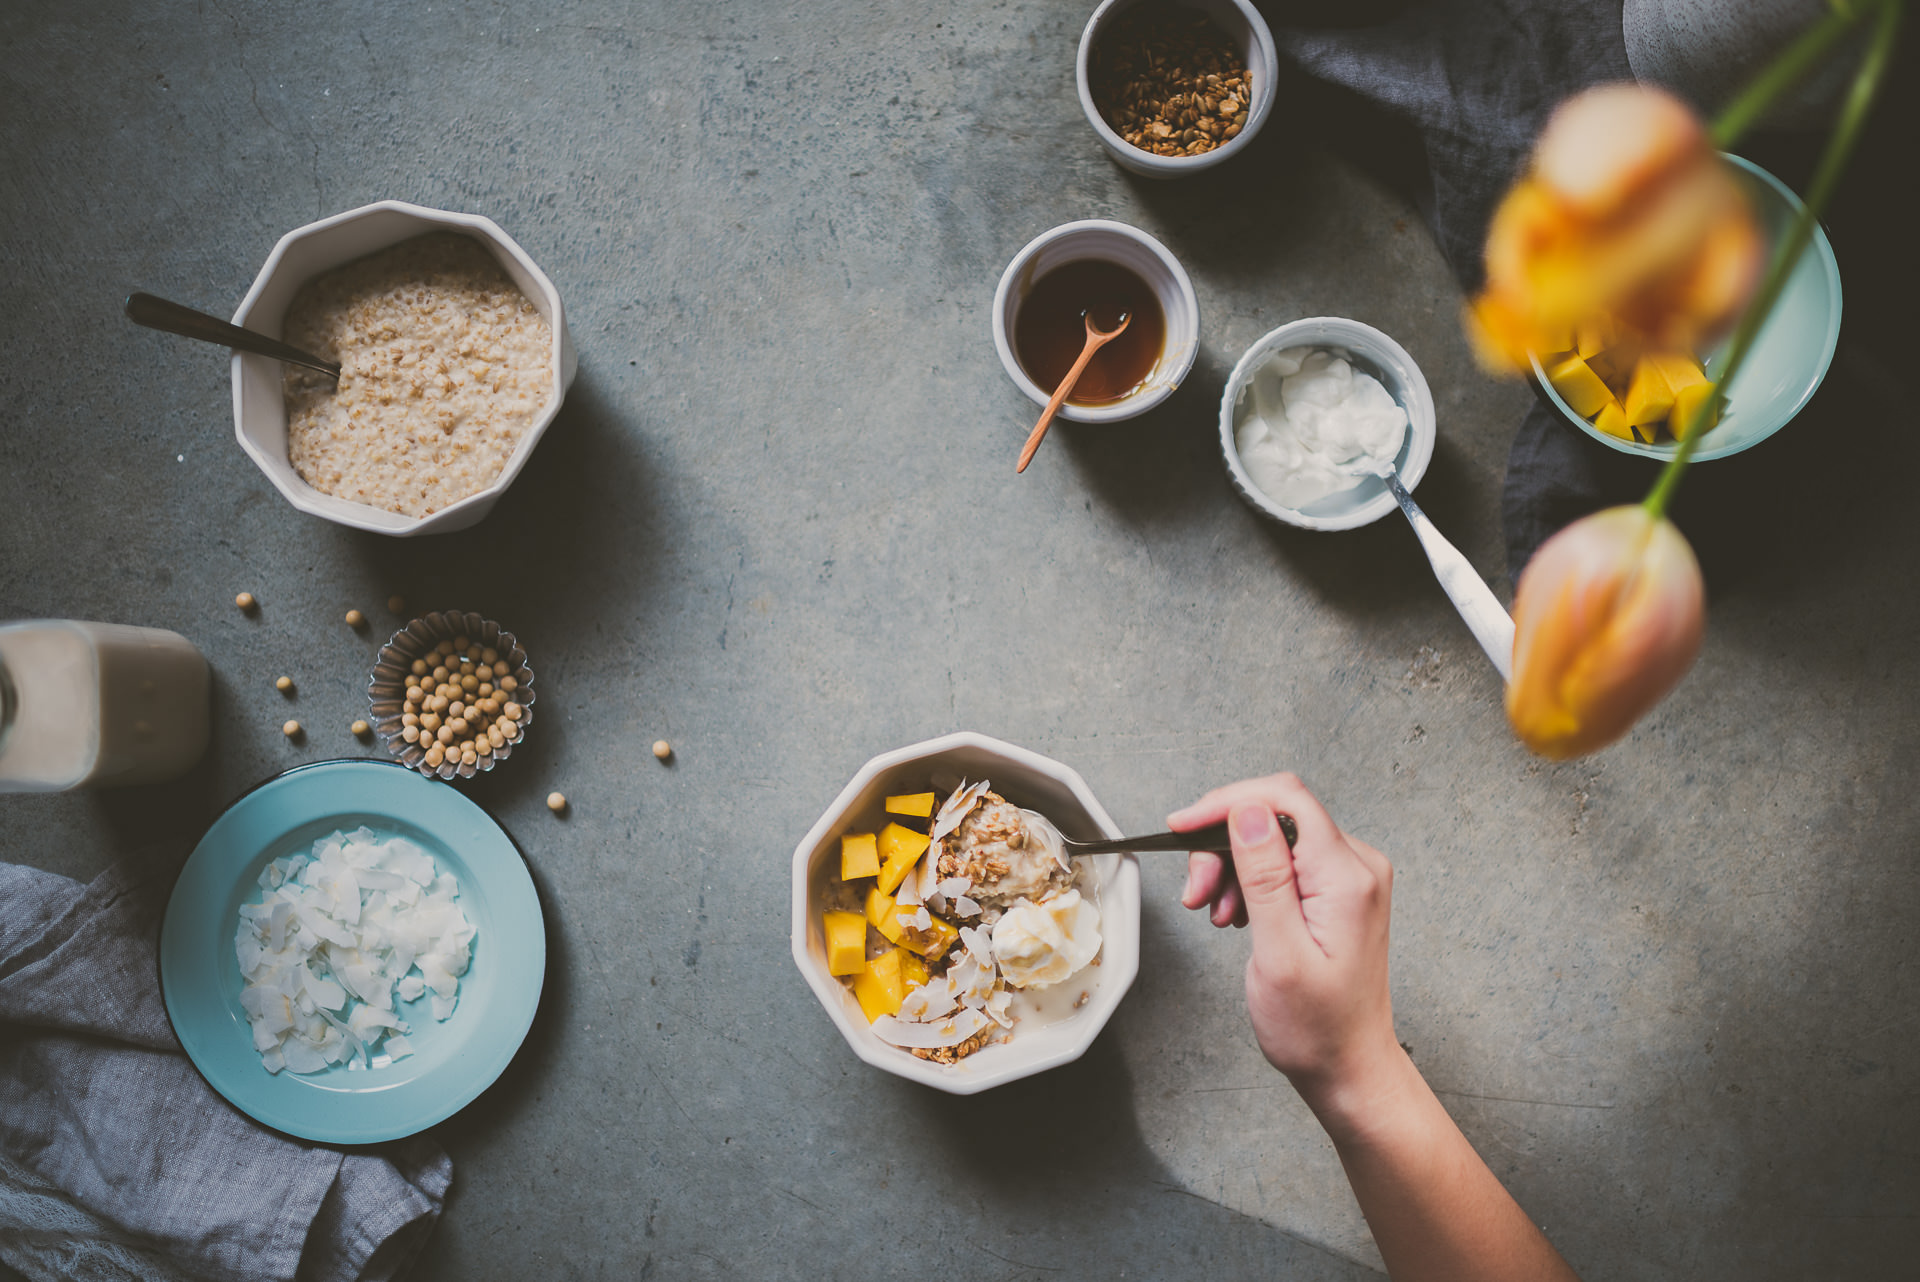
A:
1286 1035 1423 1146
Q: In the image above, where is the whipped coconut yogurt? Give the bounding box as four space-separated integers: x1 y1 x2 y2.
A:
1234 346 1408 510
992 889 1102 989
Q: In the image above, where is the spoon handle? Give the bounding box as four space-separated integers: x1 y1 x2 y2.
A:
125 292 341 379
1380 468 1515 682
1016 337 1105 473
1064 814 1297 856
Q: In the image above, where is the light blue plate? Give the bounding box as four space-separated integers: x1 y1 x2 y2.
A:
160 759 545 1144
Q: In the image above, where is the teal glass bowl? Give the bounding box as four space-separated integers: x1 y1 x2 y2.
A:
159 759 545 1143
1529 153 1842 462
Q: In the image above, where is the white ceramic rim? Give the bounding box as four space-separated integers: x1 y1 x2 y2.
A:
991 219 1201 424
1526 154 1842 463
1076 0 1279 178
1218 317 1439 531
788 731 1142 1095
229 200 574 536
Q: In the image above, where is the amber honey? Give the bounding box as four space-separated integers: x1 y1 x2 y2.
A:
1012 259 1166 406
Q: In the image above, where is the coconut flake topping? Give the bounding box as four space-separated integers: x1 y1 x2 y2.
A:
234 827 475 1074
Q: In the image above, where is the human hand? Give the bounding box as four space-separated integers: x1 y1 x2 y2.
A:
1168 774 1401 1100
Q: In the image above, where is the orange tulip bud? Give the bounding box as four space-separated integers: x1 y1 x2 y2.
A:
1467 84 1762 374
1507 505 1705 759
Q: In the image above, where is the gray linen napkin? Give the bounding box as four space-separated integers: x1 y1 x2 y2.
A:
0 851 451 1282
1266 0 1632 580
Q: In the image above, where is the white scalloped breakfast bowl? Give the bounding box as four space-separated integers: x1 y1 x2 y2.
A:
231 200 578 537
790 732 1142 1095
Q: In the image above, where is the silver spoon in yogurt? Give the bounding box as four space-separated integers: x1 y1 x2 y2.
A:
125 292 341 380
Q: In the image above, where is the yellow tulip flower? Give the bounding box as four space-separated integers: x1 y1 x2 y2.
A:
1468 83 1762 375
1507 505 1706 759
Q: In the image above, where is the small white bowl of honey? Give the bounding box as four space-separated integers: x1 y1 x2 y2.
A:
991 219 1199 424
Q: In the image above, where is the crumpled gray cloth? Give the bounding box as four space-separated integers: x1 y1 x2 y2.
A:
1273 0 1630 294
1269 0 1632 581
0 850 451 1282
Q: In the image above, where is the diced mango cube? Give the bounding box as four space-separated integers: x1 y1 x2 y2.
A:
1576 316 1615 359
1592 399 1636 442
1623 358 1678 426
1586 342 1641 397
850 948 906 1022
864 886 906 944
900 913 959 962
1534 321 1574 355
822 910 868 977
885 792 936 818
875 823 931 894
901 951 930 991
839 832 879 880
878 821 931 863
1648 351 1708 395
1545 353 1613 418
1668 379 1721 441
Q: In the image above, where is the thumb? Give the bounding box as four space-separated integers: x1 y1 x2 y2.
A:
1229 802 1313 954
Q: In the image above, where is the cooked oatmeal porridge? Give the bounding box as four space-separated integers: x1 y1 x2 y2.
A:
282 232 554 518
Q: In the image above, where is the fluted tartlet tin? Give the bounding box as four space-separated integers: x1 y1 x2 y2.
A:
368 611 534 781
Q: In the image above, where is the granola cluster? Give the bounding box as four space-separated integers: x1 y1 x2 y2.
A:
911 1028 993 1065
1089 8 1252 159
937 792 1076 907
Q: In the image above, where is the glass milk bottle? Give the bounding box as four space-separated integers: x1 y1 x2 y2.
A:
0 621 210 793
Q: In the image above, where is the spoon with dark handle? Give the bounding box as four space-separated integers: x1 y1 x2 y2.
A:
1015 309 1130 473
125 292 341 380
1056 813 1296 857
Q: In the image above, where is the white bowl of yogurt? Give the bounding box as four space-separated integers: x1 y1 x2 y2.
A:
789 731 1141 1096
1218 317 1437 531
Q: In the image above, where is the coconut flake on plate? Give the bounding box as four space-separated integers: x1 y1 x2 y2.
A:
233 827 476 1075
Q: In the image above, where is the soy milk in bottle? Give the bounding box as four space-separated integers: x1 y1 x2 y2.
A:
0 621 210 792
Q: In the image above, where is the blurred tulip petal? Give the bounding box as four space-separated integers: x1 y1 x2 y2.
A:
1507 506 1706 759
1468 83 1762 374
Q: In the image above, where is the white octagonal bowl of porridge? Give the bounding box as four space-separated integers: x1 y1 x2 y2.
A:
231 200 578 536
790 731 1142 1095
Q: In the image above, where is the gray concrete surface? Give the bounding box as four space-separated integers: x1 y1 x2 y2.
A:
3 3 1916 1279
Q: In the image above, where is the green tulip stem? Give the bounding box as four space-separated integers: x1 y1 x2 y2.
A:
1710 0 1891 149
1643 0 1903 523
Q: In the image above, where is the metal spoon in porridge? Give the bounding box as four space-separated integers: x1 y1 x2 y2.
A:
125 292 340 380
1055 813 1297 858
